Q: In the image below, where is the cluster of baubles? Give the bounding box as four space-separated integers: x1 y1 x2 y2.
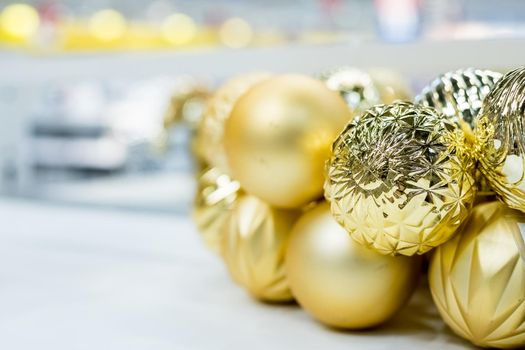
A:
192 66 525 348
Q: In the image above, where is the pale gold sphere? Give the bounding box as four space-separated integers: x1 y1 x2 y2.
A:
196 73 271 174
224 74 352 208
222 194 300 302
429 201 525 349
286 202 421 329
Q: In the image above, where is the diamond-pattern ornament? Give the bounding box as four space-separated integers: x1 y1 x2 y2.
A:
325 101 476 256
416 68 502 136
429 202 525 349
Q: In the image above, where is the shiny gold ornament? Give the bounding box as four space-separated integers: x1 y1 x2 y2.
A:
222 195 300 302
196 73 271 174
193 167 241 255
368 68 413 104
320 67 380 115
416 68 502 138
225 74 352 209
476 67 525 213
325 101 476 256
429 202 525 349
286 202 421 329
416 68 502 198
320 67 411 117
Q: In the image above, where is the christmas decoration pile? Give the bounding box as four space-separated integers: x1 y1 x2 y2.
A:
192 67 525 348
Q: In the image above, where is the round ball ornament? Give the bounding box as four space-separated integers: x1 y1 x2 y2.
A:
429 202 525 349
193 167 241 255
476 67 525 213
320 67 381 115
416 68 502 138
286 202 421 329
196 72 270 174
325 101 476 256
320 67 412 117
221 195 300 302
225 74 352 208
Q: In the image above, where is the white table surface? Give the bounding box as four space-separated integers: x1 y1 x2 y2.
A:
0 198 476 350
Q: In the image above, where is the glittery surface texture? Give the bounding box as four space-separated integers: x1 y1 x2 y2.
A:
325 101 476 256
416 68 502 132
476 67 525 213
429 202 525 348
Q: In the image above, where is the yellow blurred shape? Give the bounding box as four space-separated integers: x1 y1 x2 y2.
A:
219 18 252 48
162 13 196 45
0 3 40 42
89 9 126 42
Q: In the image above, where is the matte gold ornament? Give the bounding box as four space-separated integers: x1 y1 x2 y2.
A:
320 67 411 117
429 202 525 349
196 73 270 174
325 101 476 256
225 74 352 208
476 67 525 213
416 68 502 138
193 167 241 255
222 195 300 302
286 202 421 329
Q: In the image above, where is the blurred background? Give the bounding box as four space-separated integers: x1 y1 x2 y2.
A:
1 0 524 213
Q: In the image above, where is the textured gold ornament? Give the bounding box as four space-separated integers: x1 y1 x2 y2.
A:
325 101 476 256
225 74 352 209
476 67 525 213
416 68 502 138
417 68 502 198
286 202 421 329
193 167 241 255
320 67 411 117
429 202 525 349
222 195 300 302
196 73 270 174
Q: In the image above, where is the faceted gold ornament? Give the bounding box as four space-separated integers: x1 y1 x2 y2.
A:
417 68 502 197
193 167 241 255
476 67 525 213
416 68 502 138
325 101 476 256
225 74 352 208
429 202 525 349
196 73 271 174
286 202 421 329
320 67 412 117
222 195 300 302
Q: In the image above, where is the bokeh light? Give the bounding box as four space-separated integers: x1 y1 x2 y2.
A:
0 3 40 41
89 9 127 42
219 17 253 48
162 13 197 46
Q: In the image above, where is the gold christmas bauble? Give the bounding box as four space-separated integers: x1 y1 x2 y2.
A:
367 68 413 104
225 74 352 209
196 73 270 174
476 67 525 213
222 194 300 302
286 202 421 329
417 68 502 198
429 202 525 349
320 67 412 117
325 101 476 256
416 68 502 138
193 167 241 255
